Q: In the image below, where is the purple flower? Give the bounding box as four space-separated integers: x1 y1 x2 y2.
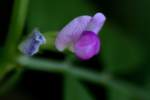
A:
19 28 46 56
55 12 106 60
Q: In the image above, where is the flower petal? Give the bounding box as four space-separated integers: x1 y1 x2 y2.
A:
86 12 106 34
55 16 92 52
74 31 100 60
19 29 46 56
33 28 46 44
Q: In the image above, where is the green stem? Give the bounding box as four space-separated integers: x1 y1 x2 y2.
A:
0 0 29 80
18 56 150 99
4 0 29 62
0 68 23 95
18 56 109 83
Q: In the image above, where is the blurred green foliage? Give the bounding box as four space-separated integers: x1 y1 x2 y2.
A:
101 24 143 74
0 0 150 100
64 76 94 100
27 0 93 32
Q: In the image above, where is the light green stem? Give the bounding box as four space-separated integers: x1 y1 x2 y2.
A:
0 0 29 80
18 56 150 99
4 0 29 62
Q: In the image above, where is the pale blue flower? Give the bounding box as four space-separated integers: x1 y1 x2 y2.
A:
19 28 46 56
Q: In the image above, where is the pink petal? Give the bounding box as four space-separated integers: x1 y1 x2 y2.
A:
74 31 100 60
86 12 106 34
55 16 92 52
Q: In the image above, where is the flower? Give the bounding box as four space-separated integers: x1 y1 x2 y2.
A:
74 31 100 60
55 12 106 60
19 28 46 56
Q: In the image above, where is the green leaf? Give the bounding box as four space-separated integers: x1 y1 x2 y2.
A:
64 75 94 100
100 24 143 74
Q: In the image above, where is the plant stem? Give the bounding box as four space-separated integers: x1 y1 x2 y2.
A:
18 56 109 83
0 0 29 80
4 0 29 62
18 56 150 99
0 68 23 96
